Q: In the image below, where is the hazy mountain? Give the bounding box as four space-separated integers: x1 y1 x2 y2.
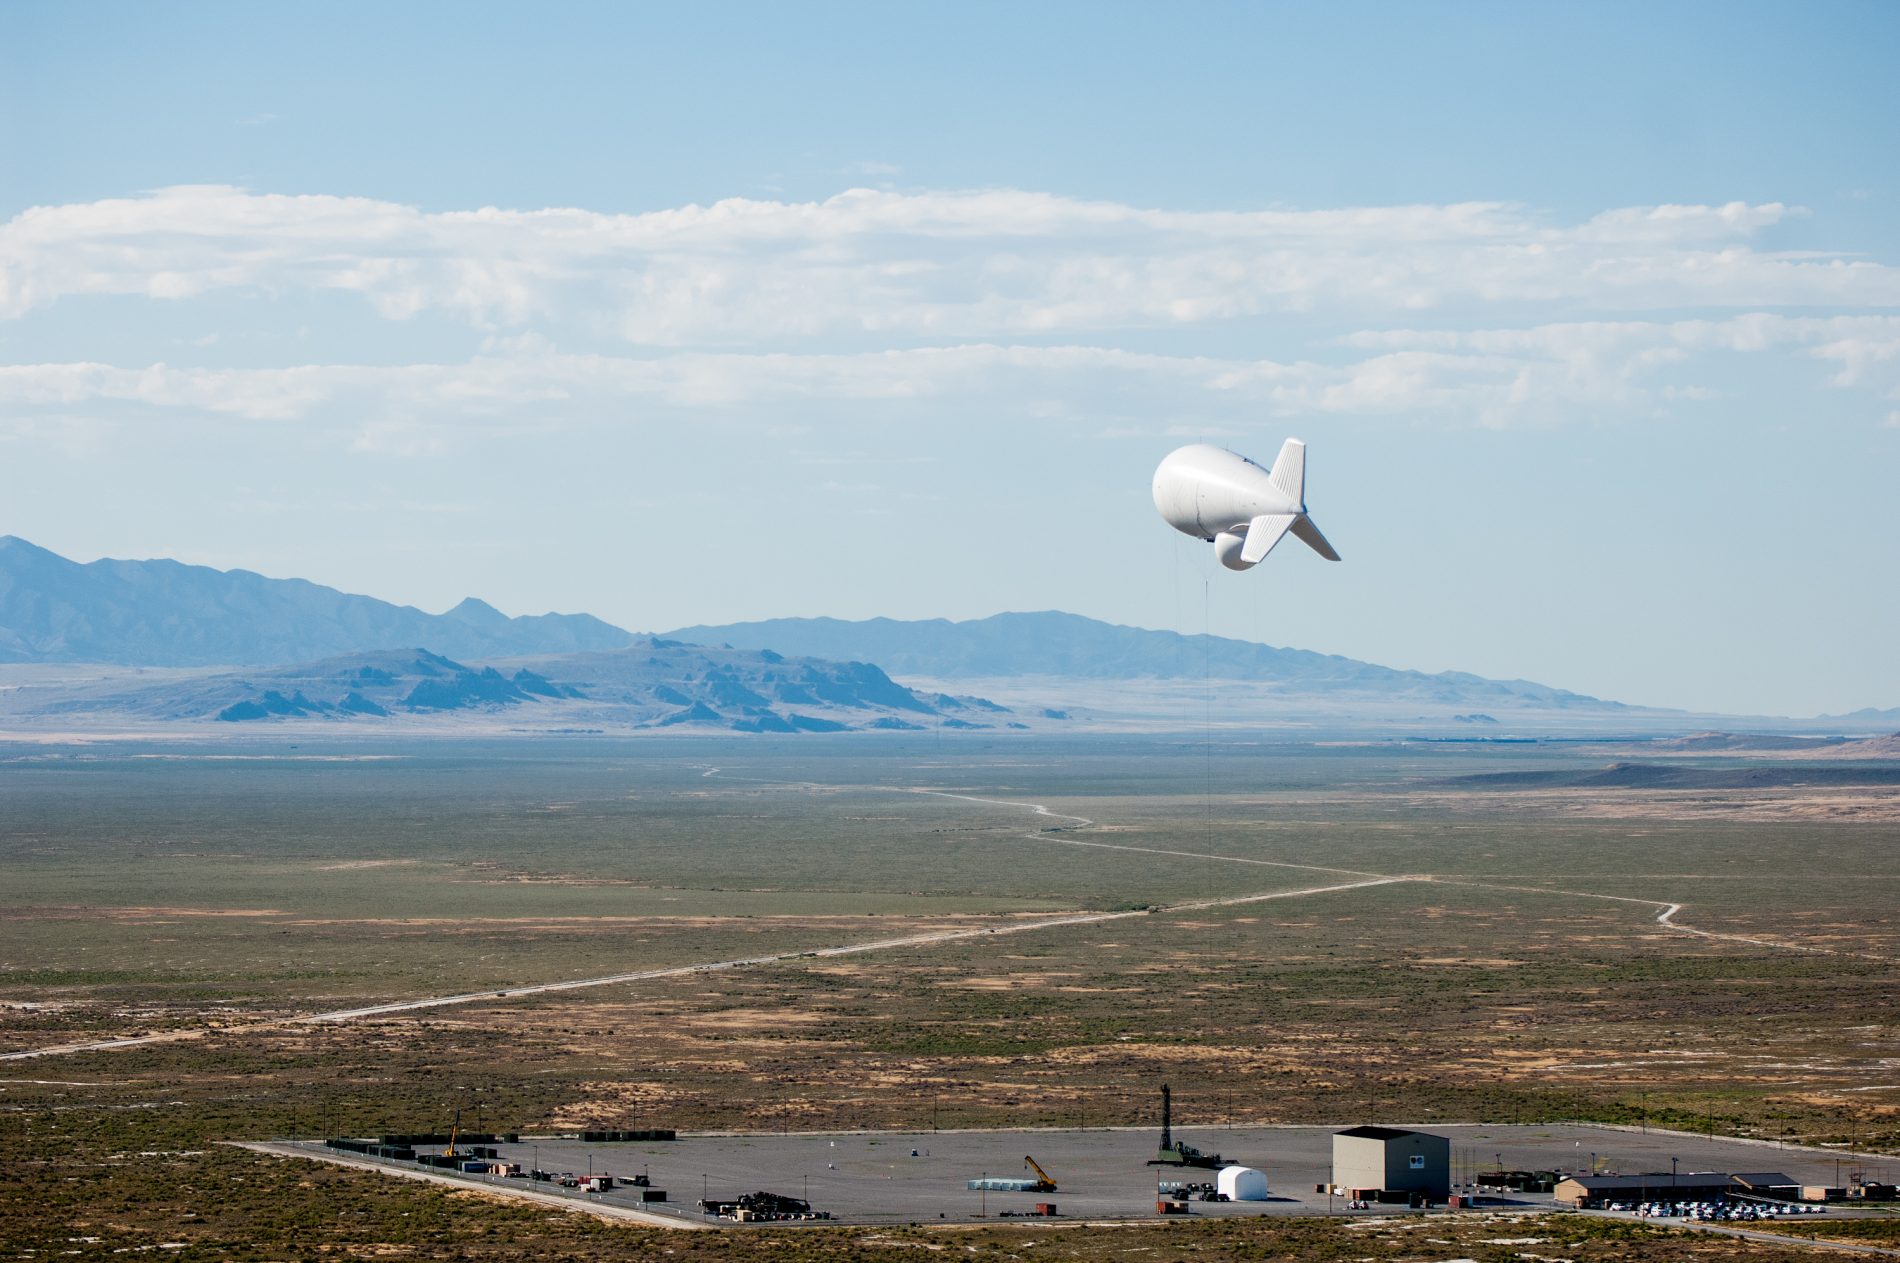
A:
0 536 633 666
1819 706 1900 725
665 611 1627 710
13 640 1013 734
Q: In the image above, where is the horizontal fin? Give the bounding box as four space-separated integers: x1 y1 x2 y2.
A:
1239 513 1297 565
1291 514 1340 561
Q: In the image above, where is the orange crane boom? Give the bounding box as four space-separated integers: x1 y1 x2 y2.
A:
1023 1155 1057 1192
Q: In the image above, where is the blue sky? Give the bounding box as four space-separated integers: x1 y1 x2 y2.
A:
2 1 1896 716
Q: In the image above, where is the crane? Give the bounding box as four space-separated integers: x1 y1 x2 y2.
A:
443 1109 462 1158
1023 1155 1057 1192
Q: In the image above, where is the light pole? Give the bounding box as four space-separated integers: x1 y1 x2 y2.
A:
1672 1156 1679 1208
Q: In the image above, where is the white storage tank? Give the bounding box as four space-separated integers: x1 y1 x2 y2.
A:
1218 1165 1269 1202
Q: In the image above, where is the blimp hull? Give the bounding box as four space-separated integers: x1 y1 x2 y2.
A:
1152 443 1299 539
1152 439 1340 569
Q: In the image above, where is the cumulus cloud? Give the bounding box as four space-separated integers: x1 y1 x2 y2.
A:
1335 314 1900 416
0 345 1247 422
4 186 1895 343
11 318 1891 438
5 187 1895 441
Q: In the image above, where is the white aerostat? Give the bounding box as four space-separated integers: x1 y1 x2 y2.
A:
1152 439 1341 571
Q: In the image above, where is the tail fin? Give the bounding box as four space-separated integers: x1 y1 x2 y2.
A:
1268 438 1306 508
1291 514 1341 561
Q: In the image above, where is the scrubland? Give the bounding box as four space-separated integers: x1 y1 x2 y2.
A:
3 735 1896 1258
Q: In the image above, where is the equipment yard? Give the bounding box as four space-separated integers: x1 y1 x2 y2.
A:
254 1123 1900 1227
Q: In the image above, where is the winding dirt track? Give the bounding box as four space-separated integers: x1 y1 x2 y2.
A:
2 768 1868 1063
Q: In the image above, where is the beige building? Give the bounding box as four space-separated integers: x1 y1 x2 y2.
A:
1553 1171 1796 1207
1331 1126 1451 1201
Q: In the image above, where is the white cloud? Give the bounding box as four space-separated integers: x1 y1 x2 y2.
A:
1332 314 1900 421
5 186 1895 344
0 345 1242 422
8 315 1895 440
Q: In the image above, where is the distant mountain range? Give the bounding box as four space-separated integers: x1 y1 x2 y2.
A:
4 536 1890 734
0 535 632 666
1819 706 1900 726
11 642 1015 734
666 611 1627 711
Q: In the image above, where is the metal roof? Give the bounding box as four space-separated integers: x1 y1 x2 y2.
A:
1334 1126 1426 1141
1557 1171 1795 1192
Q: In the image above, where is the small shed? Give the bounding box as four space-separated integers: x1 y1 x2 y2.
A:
1217 1165 1269 1201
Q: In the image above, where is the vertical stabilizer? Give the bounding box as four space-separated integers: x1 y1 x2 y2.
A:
1267 438 1306 508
